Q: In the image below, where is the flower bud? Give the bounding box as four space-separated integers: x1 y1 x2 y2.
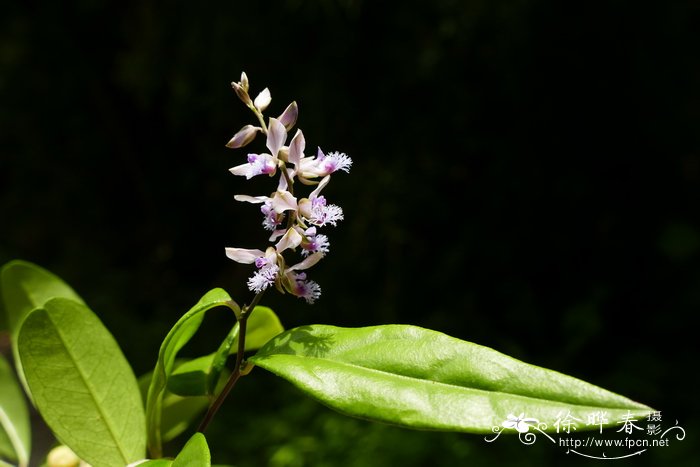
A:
240 71 249 92
231 81 252 106
278 101 299 130
254 87 272 112
47 445 81 467
226 124 260 148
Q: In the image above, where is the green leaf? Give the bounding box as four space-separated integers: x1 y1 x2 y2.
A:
167 355 217 397
0 354 30 466
17 298 146 466
137 460 173 467
145 289 236 458
250 325 652 433
138 372 209 444
241 306 284 351
172 432 210 467
168 306 284 397
0 260 84 333
205 323 239 396
0 260 85 397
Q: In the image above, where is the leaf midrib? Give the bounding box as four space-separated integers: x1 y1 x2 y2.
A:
252 353 641 411
43 307 130 464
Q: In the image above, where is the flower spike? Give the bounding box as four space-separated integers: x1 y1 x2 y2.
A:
225 72 352 303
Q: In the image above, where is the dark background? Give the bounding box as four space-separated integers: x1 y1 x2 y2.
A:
1 0 698 465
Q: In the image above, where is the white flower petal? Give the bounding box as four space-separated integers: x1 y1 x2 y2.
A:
229 163 250 177
288 252 324 271
225 247 265 264
310 175 331 199
234 195 268 204
275 228 303 253
266 118 287 156
288 129 305 167
254 87 271 111
271 190 298 214
226 125 259 148
277 167 295 191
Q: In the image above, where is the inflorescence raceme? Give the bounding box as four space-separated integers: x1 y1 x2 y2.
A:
225 72 352 304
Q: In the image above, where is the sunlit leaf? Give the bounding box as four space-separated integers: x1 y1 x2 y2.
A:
251 325 652 433
239 306 284 351
0 260 84 396
145 289 237 458
172 432 209 467
137 460 172 467
17 298 145 466
0 260 84 333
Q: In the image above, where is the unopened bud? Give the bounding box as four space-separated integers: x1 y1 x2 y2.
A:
240 71 249 92
254 87 272 112
47 445 81 467
231 81 252 105
226 124 260 148
278 101 299 130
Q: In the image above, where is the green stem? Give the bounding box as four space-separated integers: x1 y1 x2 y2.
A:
197 291 265 432
248 104 268 133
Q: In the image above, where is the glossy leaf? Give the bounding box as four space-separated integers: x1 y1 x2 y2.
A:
172 432 210 467
0 260 84 396
251 325 652 433
145 289 237 458
17 298 146 466
0 354 30 466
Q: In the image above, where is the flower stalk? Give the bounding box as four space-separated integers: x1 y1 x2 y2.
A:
197 291 264 433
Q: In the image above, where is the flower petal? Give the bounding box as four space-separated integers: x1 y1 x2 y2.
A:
229 163 250 177
278 101 298 130
288 252 324 271
288 129 305 167
310 175 331 199
275 228 303 253
271 190 298 214
254 87 271 111
225 247 265 263
234 194 269 204
266 118 287 156
226 125 260 149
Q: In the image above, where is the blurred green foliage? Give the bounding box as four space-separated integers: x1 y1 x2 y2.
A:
1 0 698 464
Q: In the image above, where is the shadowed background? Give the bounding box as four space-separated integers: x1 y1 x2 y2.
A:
1 0 698 465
